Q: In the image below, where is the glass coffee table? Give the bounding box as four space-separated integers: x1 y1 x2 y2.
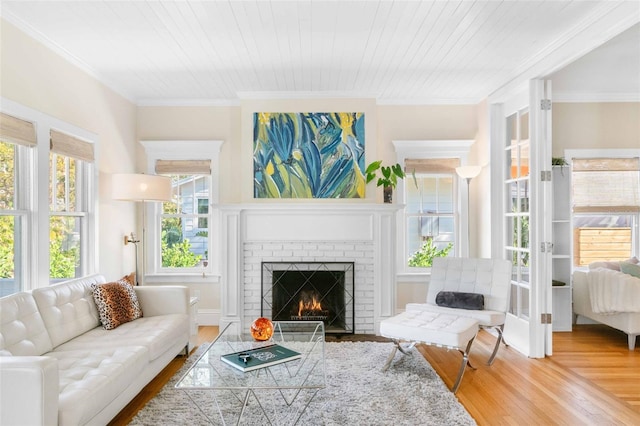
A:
175 321 325 425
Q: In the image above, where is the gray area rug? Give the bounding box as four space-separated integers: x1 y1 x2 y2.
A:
130 341 476 425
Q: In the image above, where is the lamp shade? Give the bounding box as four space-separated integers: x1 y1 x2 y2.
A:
455 165 482 180
112 173 172 202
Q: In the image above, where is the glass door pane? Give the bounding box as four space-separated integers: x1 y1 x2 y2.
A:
505 109 531 321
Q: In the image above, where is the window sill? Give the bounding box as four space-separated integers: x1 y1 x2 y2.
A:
144 273 221 284
396 271 432 283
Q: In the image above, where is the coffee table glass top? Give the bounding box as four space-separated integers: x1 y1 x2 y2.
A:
175 321 326 391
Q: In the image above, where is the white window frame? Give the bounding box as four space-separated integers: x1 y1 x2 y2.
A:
1 98 98 291
141 140 224 283
393 140 475 280
49 151 93 282
0 140 33 296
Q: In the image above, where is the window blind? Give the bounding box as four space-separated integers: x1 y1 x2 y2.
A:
572 157 640 213
155 159 211 175
0 112 37 147
50 129 94 162
404 158 460 174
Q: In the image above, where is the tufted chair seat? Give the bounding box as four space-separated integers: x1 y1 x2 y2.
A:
381 310 479 349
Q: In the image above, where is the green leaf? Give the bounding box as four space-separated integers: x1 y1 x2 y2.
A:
365 160 382 174
408 240 453 267
392 163 405 178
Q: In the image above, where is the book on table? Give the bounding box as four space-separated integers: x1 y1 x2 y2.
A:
221 344 302 372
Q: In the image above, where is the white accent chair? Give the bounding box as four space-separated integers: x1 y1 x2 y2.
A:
380 257 512 393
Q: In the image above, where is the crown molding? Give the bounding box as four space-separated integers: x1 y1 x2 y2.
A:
136 98 240 107
376 97 481 106
1 12 137 104
236 91 379 100
553 92 640 103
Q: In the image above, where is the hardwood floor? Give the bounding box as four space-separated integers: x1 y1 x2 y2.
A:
109 324 639 425
422 324 640 425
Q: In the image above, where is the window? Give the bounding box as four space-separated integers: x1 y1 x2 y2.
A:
393 140 475 276
405 159 458 268
142 141 224 280
1 101 97 295
49 129 95 281
570 155 640 266
0 112 35 296
160 172 210 269
197 198 209 229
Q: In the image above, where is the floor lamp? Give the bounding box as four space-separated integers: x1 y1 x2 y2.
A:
112 173 172 285
455 165 482 258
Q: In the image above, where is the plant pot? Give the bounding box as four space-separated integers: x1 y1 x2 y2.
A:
383 186 393 203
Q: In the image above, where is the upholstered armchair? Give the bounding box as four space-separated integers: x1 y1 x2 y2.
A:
380 257 512 393
413 257 513 365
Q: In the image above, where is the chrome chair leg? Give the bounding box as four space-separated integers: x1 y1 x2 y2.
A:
382 339 415 371
452 335 477 394
382 343 398 372
482 325 505 366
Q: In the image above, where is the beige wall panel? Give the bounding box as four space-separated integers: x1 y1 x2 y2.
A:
397 282 429 309
137 106 241 203
377 104 478 141
552 102 640 156
1 19 138 281
473 99 492 259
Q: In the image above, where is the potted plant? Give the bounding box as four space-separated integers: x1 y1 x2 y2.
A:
552 157 568 175
365 160 405 203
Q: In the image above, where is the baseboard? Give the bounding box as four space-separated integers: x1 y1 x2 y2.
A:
197 309 220 326
575 315 599 325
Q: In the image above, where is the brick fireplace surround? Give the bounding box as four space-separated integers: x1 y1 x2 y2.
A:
219 204 400 334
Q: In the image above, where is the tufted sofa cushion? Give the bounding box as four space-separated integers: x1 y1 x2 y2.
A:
53 314 189 362
0 292 53 356
50 346 148 425
32 274 104 348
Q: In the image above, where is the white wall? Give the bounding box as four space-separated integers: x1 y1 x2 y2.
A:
138 102 481 313
3 19 490 317
1 19 138 281
552 102 640 155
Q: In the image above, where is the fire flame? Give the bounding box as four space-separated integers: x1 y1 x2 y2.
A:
298 296 322 316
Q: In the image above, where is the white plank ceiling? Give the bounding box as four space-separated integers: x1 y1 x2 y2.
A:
1 0 639 105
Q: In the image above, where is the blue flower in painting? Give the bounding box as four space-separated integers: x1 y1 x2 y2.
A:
266 114 295 165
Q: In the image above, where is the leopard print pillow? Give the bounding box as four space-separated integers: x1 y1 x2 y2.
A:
92 279 142 330
121 271 136 286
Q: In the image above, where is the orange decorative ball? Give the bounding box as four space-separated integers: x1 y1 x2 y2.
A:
250 317 274 341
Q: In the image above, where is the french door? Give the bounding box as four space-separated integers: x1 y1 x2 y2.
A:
491 80 552 358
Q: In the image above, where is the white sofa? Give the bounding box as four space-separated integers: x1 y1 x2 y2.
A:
0 274 190 425
573 269 640 350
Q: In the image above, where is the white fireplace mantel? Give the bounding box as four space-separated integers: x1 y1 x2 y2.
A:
219 203 401 334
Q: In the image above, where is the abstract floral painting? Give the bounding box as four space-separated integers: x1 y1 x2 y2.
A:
253 112 365 198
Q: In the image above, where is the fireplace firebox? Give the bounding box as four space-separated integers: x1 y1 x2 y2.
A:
261 262 354 334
